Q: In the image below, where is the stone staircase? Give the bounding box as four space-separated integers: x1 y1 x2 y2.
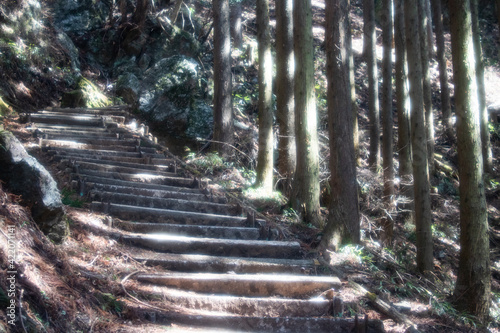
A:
21 106 385 332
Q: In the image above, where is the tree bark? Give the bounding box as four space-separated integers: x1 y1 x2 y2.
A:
394 0 411 178
364 0 380 171
348 12 360 166
381 0 394 207
293 0 322 227
321 0 359 250
424 0 434 59
120 0 127 25
133 0 150 29
230 1 243 48
450 0 491 320
213 0 234 157
348 41 361 166
255 0 274 191
418 0 435 176
432 0 454 140
405 0 433 273
497 0 500 46
108 0 115 26
394 0 413 224
471 0 493 174
276 0 296 191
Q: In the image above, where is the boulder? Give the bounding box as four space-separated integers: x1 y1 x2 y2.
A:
138 53 152 71
137 56 213 137
116 73 141 106
113 56 142 78
52 0 109 36
56 30 81 72
186 101 213 139
0 132 67 243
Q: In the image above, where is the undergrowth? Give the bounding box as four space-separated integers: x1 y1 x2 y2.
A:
61 188 85 208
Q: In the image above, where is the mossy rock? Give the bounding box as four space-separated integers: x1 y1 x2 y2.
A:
61 77 110 108
0 97 12 117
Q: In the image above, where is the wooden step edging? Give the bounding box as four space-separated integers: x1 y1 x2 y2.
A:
133 252 316 274
120 234 302 258
135 272 341 298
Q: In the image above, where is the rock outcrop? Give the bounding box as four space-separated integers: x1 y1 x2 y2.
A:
0 131 67 243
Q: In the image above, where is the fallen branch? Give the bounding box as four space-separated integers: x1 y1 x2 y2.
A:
349 280 420 333
434 153 458 178
196 138 253 163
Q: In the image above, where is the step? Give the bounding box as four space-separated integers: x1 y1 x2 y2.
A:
92 191 238 215
115 221 260 239
76 176 203 194
46 147 165 159
75 168 195 188
48 105 130 111
43 136 140 147
31 111 127 125
92 202 260 226
29 123 109 132
56 156 173 173
53 153 170 168
41 139 157 153
70 161 177 178
136 272 340 297
34 130 134 140
131 310 385 333
85 183 226 203
132 283 334 316
132 251 315 273
23 113 107 126
41 107 131 117
120 234 301 258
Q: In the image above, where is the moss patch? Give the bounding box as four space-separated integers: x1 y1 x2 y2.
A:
61 77 111 108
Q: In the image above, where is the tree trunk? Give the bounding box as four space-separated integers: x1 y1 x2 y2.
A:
322 0 359 250
394 0 413 224
230 1 243 48
276 0 296 192
364 0 380 171
424 0 434 59
405 0 433 273
293 0 322 228
133 0 150 29
471 0 493 174
255 0 274 191
108 0 115 26
213 0 234 157
497 0 500 48
120 0 127 25
418 0 435 176
432 0 454 140
449 0 491 320
497 0 500 49
394 0 411 178
348 13 360 166
381 0 394 207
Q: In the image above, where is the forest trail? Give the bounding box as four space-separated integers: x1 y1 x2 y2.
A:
16 106 385 332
